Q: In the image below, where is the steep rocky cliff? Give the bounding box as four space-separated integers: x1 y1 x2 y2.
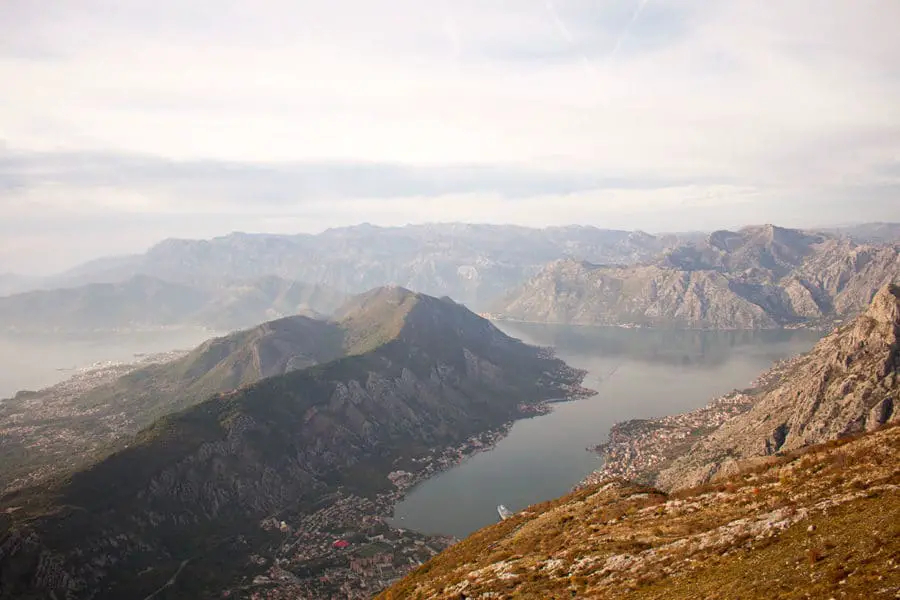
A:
494 226 899 329
380 425 900 599
0 287 586 599
494 261 780 328
654 283 900 489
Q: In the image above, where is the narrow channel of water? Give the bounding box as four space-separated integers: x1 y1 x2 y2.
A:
389 324 821 538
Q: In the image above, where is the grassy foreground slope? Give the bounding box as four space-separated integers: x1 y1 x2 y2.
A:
380 425 900 599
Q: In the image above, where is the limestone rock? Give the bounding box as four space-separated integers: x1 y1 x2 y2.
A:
494 227 900 329
656 284 900 489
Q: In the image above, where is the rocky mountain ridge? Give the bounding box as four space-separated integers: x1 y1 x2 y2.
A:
0 287 588 599
10 224 686 309
654 283 900 489
5 222 899 311
494 225 900 328
583 283 899 492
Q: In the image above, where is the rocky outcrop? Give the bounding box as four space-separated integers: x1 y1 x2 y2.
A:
494 226 900 329
0 288 587 599
655 283 900 489
494 261 780 328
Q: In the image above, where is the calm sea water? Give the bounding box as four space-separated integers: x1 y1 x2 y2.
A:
389 323 822 538
0 329 220 399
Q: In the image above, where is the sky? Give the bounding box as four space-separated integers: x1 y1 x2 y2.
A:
1 0 899 274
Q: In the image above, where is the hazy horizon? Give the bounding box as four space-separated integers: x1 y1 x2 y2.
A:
2 218 898 278
2 1 899 273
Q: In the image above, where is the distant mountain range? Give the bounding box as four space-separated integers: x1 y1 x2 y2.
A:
2 222 898 321
821 221 900 244
493 225 900 328
0 224 696 308
0 274 345 333
0 286 587 599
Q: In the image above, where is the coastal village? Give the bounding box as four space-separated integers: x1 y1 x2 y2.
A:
0 350 187 493
225 422 526 598
242 494 454 599
228 373 598 599
582 353 806 487
583 390 757 485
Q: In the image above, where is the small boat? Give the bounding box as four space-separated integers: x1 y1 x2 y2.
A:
497 504 513 520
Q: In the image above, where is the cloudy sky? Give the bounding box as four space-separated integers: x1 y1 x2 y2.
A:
1 0 899 273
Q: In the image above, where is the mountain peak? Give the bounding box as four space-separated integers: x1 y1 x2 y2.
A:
335 285 421 319
865 283 900 326
334 286 426 354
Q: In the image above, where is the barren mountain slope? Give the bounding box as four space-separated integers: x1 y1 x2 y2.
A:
380 425 900 600
655 283 900 489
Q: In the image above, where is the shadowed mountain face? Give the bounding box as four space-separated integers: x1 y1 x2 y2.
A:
0 274 345 333
0 287 587 599
25 224 681 309
0 287 514 489
495 226 900 328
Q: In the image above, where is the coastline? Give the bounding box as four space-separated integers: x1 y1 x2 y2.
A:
487 315 837 332
384 370 596 517
0 349 193 493
579 352 806 489
245 367 596 599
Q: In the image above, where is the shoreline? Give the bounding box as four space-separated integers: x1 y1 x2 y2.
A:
579 352 806 489
383 376 596 522
487 316 836 332
246 373 596 599
4 348 190 401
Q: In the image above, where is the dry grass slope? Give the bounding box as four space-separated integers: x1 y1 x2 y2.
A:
380 425 900 599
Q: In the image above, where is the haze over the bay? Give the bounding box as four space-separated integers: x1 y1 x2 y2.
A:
2 0 899 273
